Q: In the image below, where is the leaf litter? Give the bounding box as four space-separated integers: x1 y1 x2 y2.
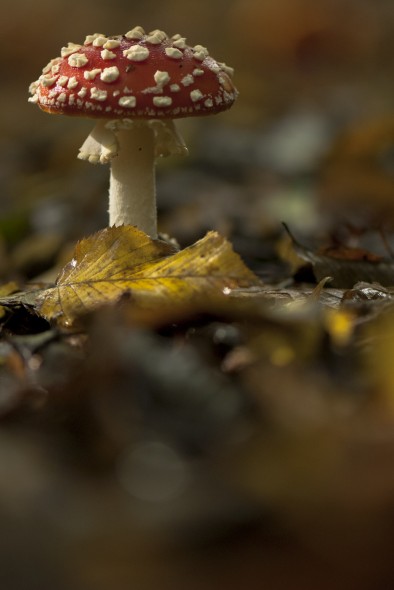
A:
282 222 394 288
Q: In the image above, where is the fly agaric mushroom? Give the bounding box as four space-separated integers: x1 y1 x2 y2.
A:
28 27 238 237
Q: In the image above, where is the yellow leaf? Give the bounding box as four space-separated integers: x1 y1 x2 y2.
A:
0 282 20 319
37 226 261 327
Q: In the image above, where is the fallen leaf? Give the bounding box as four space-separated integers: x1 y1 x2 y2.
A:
317 244 383 262
0 282 20 319
283 224 394 288
34 227 261 327
342 281 393 304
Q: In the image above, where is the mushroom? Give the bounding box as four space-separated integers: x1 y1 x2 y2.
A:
29 27 238 237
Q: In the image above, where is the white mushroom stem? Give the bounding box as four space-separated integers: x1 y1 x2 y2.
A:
78 119 188 238
109 124 156 234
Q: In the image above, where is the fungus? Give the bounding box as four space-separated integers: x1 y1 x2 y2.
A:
29 27 238 237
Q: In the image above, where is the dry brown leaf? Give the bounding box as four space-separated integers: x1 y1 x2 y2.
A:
36 226 261 327
283 224 394 288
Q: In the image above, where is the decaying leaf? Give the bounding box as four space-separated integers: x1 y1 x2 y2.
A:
283 224 394 288
34 227 261 326
0 282 20 319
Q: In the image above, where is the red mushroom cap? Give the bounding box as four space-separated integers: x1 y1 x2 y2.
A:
29 27 238 119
